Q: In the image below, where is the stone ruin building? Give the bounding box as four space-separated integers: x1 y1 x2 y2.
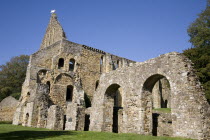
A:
12 12 210 140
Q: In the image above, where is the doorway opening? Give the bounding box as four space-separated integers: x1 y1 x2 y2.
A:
84 114 90 131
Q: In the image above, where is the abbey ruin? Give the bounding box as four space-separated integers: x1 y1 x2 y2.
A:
12 13 210 140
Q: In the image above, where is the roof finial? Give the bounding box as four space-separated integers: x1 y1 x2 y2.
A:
51 10 56 14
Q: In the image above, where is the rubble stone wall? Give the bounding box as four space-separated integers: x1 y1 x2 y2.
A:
0 96 18 121
152 111 172 137
90 52 210 140
12 13 210 140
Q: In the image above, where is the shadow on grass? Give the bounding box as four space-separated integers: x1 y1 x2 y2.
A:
0 130 75 140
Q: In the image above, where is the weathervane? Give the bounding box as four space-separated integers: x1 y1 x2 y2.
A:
51 10 56 14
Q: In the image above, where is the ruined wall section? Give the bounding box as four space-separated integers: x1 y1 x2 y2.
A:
79 44 135 99
79 47 104 99
40 13 66 50
90 52 210 140
152 110 172 136
31 41 62 69
46 105 64 130
13 37 135 130
0 96 19 121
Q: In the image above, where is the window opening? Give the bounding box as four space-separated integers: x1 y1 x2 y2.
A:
69 59 75 71
58 58 64 68
66 85 73 102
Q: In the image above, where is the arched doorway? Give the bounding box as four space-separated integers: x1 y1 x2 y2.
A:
142 74 172 136
103 84 122 133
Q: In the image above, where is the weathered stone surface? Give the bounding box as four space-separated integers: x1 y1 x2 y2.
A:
89 52 210 140
46 105 64 130
12 13 210 140
152 110 172 137
0 96 18 121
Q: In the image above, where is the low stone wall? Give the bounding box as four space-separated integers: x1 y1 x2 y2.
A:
152 110 172 137
0 96 19 121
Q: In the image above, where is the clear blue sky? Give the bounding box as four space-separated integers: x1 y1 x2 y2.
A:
0 0 207 65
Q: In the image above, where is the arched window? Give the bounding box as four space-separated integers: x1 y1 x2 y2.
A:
66 85 73 102
46 81 50 93
58 58 64 69
100 56 103 73
69 59 75 71
95 80 99 90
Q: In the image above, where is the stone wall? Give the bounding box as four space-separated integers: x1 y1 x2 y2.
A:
152 110 172 136
90 52 210 140
40 13 66 50
46 105 64 130
12 13 210 140
0 96 18 121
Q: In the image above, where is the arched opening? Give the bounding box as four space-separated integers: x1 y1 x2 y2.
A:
66 85 73 102
46 81 50 93
117 60 120 68
151 77 171 109
142 74 172 136
25 113 29 126
95 80 99 90
100 56 103 73
58 58 64 69
55 73 73 85
103 84 122 133
84 93 91 108
69 59 75 71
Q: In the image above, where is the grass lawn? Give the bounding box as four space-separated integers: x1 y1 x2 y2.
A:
0 124 193 140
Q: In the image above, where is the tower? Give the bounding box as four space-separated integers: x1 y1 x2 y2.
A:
40 11 66 49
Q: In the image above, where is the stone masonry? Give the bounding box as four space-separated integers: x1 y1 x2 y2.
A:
0 96 18 122
13 12 210 140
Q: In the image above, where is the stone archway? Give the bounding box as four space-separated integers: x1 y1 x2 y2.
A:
102 84 123 133
142 74 172 136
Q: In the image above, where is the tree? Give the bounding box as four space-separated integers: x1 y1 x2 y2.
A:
183 0 210 103
0 55 29 101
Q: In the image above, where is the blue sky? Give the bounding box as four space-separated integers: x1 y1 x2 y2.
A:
0 0 207 65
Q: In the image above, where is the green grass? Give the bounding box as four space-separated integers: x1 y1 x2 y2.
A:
153 108 171 113
0 124 192 140
0 121 12 124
